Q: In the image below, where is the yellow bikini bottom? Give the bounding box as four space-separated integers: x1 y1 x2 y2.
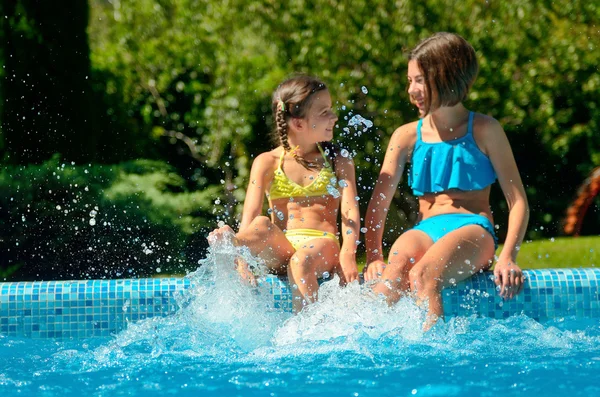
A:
285 229 340 251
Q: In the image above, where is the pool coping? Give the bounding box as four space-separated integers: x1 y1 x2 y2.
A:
1 268 599 339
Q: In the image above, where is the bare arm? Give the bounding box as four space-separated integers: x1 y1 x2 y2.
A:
364 124 413 279
335 155 361 283
483 117 529 298
239 153 274 232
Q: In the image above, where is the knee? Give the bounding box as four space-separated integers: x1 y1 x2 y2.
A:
386 253 415 275
239 216 273 239
408 263 440 293
249 216 272 231
289 251 316 275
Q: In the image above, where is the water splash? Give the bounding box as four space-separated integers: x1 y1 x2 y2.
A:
348 114 373 129
48 241 600 382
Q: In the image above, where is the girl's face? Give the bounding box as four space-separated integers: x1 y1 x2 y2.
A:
303 90 338 143
407 60 426 116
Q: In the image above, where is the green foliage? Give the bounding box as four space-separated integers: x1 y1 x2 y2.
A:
87 0 600 241
0 155 218 280
1 1 598 282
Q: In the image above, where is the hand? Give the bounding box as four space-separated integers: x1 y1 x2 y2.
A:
207 225 236 246
363 259 387 282
339 260 359 285
493 259 525 299
336 254 359 285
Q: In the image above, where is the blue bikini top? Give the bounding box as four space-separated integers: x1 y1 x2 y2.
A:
408 112 497 196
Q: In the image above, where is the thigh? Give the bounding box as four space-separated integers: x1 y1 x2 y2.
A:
414 224 495 287
236 217 295 272
388 229 434 266
289 238 341 276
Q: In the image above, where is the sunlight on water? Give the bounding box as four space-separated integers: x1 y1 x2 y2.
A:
2 241 600 396
80 241 600 370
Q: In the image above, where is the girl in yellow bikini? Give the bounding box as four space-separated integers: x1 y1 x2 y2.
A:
208 75 361 312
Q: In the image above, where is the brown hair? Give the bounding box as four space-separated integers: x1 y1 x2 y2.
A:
409 32 478 115
271 75 331 170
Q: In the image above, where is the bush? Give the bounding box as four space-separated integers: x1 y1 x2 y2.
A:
0 155 218 280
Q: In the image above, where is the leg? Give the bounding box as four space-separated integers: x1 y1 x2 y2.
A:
371 230 433 304
286 238 340 313
208 216 294 284
235 216 294 274
408 225 495 329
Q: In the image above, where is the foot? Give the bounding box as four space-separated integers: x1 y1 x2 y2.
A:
207 225 237 246
235 257 258 287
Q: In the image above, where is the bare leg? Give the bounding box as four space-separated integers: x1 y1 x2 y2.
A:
286 239 340 313
235 216 294 273
208 216 294 284
371 230 433 304
408 225 495 330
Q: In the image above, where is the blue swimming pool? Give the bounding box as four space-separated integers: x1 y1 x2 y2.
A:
1 246 599 396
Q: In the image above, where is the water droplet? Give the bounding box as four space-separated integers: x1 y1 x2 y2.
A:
348 114 373 129
361 86 368 94
340 148 350 158
326 185 341 198
89 218 96 226
338 179 348 188
346 230 353 235
360 227 368 233
322 271 330 279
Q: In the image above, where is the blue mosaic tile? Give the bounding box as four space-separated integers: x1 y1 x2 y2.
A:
2 269 600 339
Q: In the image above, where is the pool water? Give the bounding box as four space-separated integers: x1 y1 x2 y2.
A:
1 242 599 396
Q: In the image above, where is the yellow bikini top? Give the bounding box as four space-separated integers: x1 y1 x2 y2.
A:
268 144 337 200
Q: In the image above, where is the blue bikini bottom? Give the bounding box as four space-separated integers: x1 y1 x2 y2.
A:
411 213 498 249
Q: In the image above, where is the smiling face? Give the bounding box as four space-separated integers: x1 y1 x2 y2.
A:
302 90 338 143
407 60 427 117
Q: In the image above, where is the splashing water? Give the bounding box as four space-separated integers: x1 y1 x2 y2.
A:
3 242 600 396
348 114 374 129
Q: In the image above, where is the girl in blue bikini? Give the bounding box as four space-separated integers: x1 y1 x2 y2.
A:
364 32 529 329
208 75 360 312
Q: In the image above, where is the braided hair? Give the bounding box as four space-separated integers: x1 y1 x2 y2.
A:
271 75 337 170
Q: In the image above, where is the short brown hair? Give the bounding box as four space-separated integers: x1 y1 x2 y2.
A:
409 32 478 114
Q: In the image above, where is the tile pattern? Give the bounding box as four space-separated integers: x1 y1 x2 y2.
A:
1 269 599 338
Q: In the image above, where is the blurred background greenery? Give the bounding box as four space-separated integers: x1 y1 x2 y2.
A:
0 0 598 280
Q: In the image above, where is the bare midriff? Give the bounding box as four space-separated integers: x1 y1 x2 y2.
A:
417 186 493 222
269 195 339 235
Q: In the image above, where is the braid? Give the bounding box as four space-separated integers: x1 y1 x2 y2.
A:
271 75 328 171
276 106 292 152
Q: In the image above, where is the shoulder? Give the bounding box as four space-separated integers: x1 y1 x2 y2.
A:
388 120 419 149
471 113 510 153
324 143 354 173
251 149 280 173
472 113 504 137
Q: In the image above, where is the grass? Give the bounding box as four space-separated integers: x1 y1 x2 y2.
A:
355 235 599 273
504 235 599 269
